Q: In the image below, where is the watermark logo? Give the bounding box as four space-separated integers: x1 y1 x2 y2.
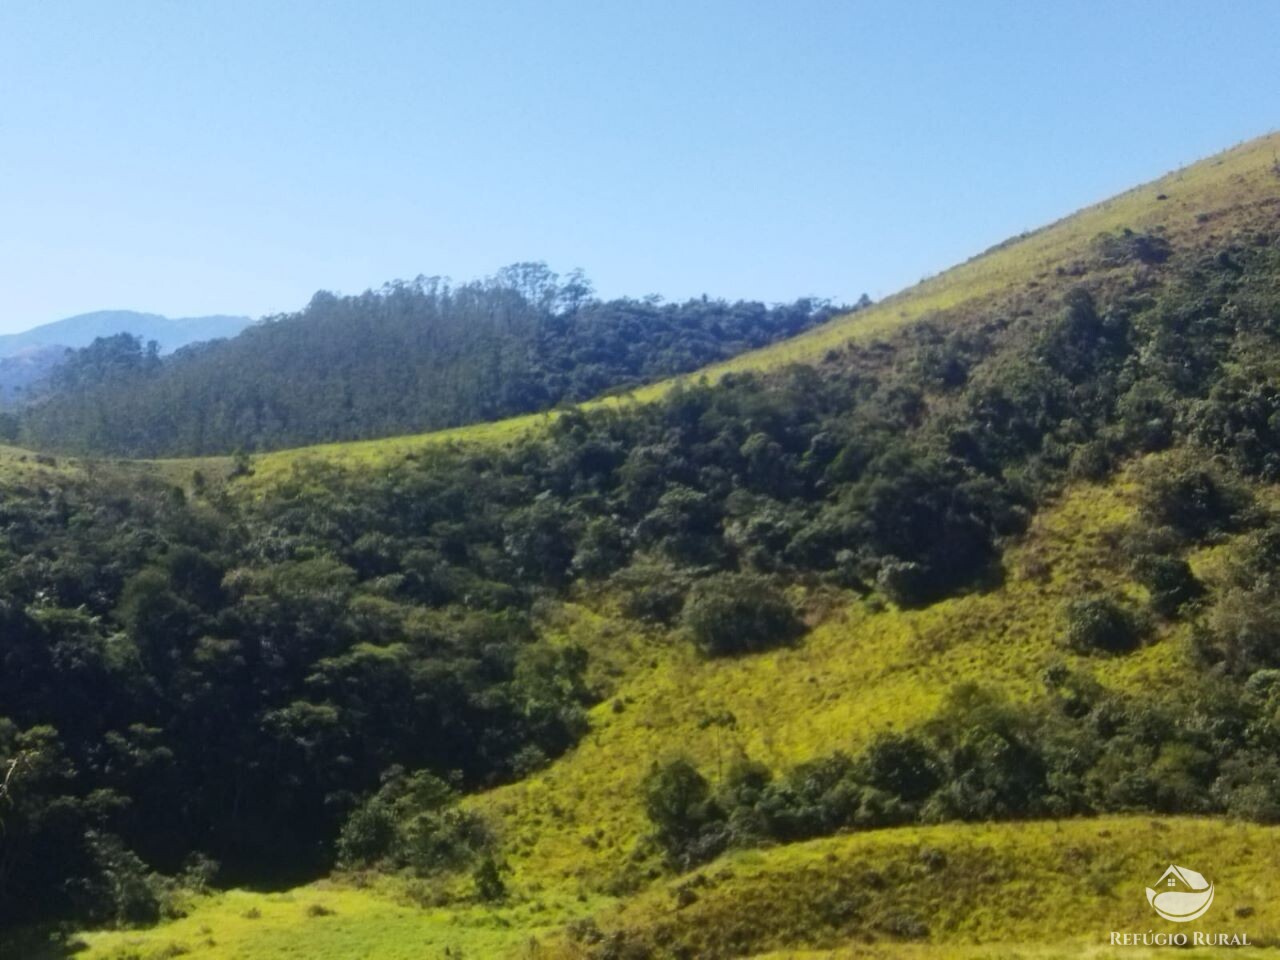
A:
1145 864 1215 923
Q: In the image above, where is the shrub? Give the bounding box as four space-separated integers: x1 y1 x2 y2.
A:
1131 553 1202 617
1137 462 1252 541
642 758 726 866
862 734 942 804
682 573 803 656
1067 441 1112 482
472 855 507 902
1096 228 1172 265
1063 596 1142 654
1206 587 1280 673
335 799 398 868
336 770 492 876
612 561 689 625
79 832 163 928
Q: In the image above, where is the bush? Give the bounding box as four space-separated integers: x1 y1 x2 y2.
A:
78 833 162 928
1131 553 1202 618
336 770 492 876
642 758 725 866
1096 228 1172 265
1137 462 1252 541
613 562 689 625
862 734 942 804
472 855 507 902
1063 596 1142 654
1067 441 1112 482
682 573 803 657
1206 587 1280 673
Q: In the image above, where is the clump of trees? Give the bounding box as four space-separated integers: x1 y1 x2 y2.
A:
644 675 1280 869
336 770 492 875
682 573 803 656
0 464 591 931
20 265 848 457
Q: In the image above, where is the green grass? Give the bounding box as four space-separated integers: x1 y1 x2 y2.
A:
542 816 1280 959
462 470 1186 896
74 884 611 960
75 817 1280 959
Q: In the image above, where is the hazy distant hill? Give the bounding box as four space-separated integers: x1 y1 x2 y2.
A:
0 310 253 358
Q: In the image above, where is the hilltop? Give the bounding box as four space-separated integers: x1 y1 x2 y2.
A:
16 270 841 457
5 131 1280 960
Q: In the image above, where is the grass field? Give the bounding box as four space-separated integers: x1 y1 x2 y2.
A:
73 816 1280 959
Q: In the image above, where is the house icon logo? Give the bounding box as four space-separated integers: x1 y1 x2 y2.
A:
1146 864 1215 922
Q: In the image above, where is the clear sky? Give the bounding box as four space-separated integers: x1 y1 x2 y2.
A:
1 1 1278 332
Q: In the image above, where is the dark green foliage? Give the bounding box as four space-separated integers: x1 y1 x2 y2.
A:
611 561 689 624
337 770 492 876
682 573 803 656
1198 521 1280 674
1130 553 1202 618
472 855 507 902
646 678 1280 869
1096 228 1172 266
0 463 589 930
21 266 843 456
1062 596 1143 654
1137 461 1252 541
642 759 727 868
862 734 942 803
13 227 1280 930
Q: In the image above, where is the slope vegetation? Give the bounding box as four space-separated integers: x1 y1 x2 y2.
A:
19 272 837 457
6 132 1280 960
239 131 1280 480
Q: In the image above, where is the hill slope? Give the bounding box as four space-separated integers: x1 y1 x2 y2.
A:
18 271 840 457
241 131 1280 481
6 131 1280 960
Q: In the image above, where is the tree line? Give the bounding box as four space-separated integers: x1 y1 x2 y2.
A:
13 264 846 457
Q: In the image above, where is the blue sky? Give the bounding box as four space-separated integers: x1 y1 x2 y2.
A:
1 1 1278 332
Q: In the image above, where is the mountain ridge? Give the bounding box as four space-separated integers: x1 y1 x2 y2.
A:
0 309 253 358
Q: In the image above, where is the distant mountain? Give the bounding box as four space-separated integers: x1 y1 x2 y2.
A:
0 310 253 358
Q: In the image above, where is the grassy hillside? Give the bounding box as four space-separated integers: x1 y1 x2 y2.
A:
11 132 1280 959
462 471 1180 892
90 130 1277 488
68 459 1275 959
64 817 1280 959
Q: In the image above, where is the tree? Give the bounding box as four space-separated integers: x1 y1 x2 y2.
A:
682 573 803 656
1063 596 1142 655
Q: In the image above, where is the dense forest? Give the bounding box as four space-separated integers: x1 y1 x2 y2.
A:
14 264 845 457
6 219 1280 937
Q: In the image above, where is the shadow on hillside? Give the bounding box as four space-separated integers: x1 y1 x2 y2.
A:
0 926 92 959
